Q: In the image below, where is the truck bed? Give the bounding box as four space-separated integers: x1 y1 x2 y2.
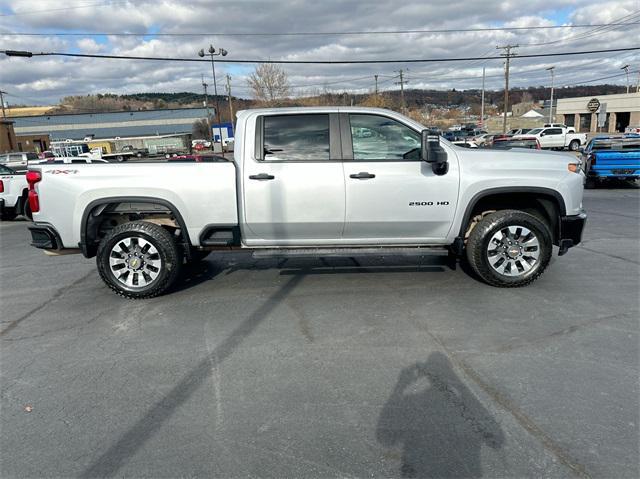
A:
30 162 239 248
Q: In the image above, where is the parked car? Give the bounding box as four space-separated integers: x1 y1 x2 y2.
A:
27 107 587 297
0 152 40 171
544 123 576 133
580 136 640 188
167 154 228 163
490 137 541 150
507 128 532 136
514 127 586 151
121 145 149 158
0 164 30 220
472 133 493 146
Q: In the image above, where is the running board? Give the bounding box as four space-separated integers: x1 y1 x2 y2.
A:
250 246 449 258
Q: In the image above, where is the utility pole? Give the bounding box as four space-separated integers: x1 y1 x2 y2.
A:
546 66 555 123
621 65 630 94
225 74 234 132
497 44 518 134
201 75 212 144
395 69 407 112
480 67 485 128
0 90 7 119
374 74 379 95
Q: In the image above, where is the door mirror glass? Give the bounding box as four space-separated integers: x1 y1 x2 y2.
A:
421 129 448 174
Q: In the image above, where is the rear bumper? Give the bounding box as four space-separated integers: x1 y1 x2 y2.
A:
29 223 63 250
558 211 587 256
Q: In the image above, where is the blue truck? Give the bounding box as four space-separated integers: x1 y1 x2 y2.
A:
581 136 640 188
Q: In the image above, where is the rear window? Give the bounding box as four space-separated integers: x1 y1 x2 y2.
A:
263 114 330 161
0 164 15 174
27 153 39 160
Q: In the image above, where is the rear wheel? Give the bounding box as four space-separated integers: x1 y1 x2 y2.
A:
465 210 552 287
97 221 182 298
568 140 580 151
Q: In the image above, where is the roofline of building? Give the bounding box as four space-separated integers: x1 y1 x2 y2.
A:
8 106 210 121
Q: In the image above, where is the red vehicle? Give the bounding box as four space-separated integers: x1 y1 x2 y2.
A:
490 136 541 150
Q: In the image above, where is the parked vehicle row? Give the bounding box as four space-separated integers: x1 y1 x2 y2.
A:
0 164 30 220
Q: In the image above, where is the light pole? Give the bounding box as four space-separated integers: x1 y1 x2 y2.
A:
199 45 228 152
621 64 630 94
546 66 555 124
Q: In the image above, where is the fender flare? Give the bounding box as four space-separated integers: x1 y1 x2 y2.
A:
456 186 567 238
79 196 191 258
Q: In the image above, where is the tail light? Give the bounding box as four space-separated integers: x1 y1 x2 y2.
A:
26 170 42 213
0 180 4 193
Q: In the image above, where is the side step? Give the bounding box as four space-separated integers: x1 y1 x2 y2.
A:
250 246 449 259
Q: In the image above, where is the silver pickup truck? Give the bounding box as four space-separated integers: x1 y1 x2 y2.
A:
27 107 587 298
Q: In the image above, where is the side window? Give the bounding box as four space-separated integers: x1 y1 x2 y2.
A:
27 153 39 160
263 114 330 161
548 128 563 135
349 114 421 160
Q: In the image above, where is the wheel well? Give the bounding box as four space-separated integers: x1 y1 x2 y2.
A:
82 199 190 258
462 191 562 244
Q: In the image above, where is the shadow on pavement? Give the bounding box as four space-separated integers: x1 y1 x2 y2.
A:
377 352 504 478
81 273 304 478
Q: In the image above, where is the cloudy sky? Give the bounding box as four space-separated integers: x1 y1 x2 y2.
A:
0 0 638 105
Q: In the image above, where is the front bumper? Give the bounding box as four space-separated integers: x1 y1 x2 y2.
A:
29 223 63 250
558 211 587 256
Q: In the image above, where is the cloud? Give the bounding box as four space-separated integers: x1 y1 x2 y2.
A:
0 0 638 104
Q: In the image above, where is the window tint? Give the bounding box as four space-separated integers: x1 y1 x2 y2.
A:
27 153 39 160
350 114 421 160
263 114 330 161
528 128 542 135
547 128 563 135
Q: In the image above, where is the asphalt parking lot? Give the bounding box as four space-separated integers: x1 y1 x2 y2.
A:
1 187 638 478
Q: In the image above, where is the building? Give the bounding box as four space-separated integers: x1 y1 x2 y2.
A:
556 92 640 133
11 107 210 140
1 119 18 154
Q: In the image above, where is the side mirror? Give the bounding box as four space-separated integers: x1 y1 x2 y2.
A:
421 129 448 175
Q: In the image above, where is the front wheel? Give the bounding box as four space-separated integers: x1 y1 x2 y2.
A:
465 210 552 287
97 221 182 298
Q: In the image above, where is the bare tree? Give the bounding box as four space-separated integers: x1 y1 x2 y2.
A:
192 119 210 139
247 64 290 105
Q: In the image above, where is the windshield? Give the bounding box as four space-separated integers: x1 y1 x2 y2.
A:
528 128 543 135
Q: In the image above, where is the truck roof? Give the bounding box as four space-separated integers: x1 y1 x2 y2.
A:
237 106 412 118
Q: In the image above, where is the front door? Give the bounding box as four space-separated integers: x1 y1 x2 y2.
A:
341 113 459 243
542 128 564 148
242 113 345 245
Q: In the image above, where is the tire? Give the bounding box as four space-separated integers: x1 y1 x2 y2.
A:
116 155 125 162
97 221 182 299
569 140 580 151
0 208 17 221
465 210 552 287
22 197 32 220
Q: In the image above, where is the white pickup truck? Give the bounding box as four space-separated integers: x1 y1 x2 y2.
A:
514 126 587 151
0 164 30 220
27 107 587 298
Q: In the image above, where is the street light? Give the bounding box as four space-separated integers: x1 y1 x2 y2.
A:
621 64 630 94
546 66 555 124
198 45 228 152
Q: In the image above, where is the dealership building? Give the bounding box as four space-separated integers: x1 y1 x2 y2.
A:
10 107 211 140
556 92 640 133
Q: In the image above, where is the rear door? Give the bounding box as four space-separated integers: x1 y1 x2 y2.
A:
541 128 564 148
242 113 346 244
341 113 459 243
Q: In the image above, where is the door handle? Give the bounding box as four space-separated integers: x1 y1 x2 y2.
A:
249 173 275 180
349 172 375 179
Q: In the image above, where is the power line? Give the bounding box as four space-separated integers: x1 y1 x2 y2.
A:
4 22 640 36
4 46 639 64
0 1 134 17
